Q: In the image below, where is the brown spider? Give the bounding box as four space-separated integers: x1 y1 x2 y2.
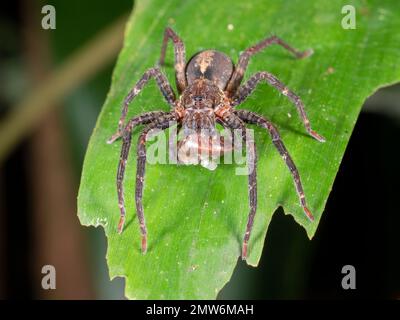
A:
108 27 325 260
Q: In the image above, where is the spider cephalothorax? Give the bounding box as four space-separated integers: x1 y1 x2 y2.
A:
176 77 234 169
180 79 221 132
108 27 325 260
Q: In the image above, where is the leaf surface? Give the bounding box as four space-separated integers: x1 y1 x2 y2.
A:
78 0 400 299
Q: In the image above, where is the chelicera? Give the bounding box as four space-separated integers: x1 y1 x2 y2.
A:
108 27 325 260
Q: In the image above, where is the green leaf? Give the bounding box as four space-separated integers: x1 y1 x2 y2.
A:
78 0 400 299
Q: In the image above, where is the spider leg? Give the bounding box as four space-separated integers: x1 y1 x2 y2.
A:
218 112 257 260
235 109 315 222
232 71 325 142
216 118 235 152
117 113 176 254
108 67 176 144
116 112 169 233
117 129 132 234
159 27 187 93
226 35 312 96
240 128 257 261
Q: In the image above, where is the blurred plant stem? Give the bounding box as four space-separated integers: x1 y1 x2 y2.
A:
0 172 4 298
21 0 98 298
0 12 128 163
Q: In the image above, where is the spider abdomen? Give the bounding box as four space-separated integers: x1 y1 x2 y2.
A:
186 50 234 90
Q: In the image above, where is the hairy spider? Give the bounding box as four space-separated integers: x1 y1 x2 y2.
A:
108 27 325 260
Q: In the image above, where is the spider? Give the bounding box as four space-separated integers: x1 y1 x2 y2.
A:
108 27 325 260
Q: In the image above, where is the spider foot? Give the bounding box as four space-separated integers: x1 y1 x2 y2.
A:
297 48 314 59
141 235 147 254
241 242 248 260
309 129 326 143
117 216 125 234
107 132 121 144
157 58 166 67
303 206 315 222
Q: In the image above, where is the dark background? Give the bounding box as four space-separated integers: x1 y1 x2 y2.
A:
1 1 399 299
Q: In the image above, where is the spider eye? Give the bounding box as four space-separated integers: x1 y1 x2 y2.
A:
193 95 203 102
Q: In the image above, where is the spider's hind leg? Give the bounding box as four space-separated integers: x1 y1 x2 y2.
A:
232 71 325 142
159 27 187 93
226 35 312 96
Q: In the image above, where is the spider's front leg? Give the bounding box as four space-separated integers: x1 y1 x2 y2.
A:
116 111 170 233
159 27 187 93
116 113 176 254
240 128 257 261
107 67 176 144
235 109 315 222
219 112 257 260
226 35 312 96
232 71 325 142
